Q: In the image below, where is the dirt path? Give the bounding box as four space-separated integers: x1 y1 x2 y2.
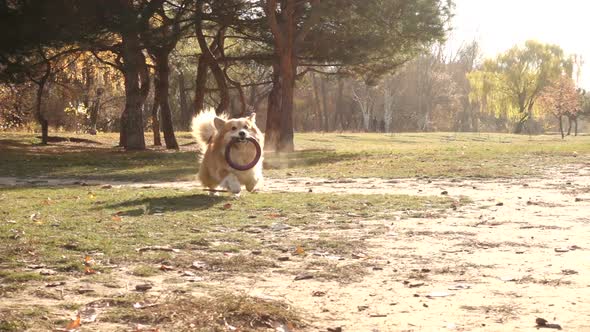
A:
1 165 589 331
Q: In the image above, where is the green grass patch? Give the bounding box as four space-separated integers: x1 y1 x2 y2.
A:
0 186 451 274
1 132 588 181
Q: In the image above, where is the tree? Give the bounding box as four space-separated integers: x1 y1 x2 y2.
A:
143 1 192 150
538 76 580 139
259 0 452 151
468 41 573 134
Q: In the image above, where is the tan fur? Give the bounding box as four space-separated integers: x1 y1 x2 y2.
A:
191 108 264 195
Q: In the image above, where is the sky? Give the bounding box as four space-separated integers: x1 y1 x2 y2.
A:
447 0 590 89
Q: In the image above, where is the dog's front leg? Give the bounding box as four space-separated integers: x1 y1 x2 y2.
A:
245 175 263 192
220 173 242 197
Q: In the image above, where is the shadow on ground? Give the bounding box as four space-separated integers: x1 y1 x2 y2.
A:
263 149 361 169
101 193 225 215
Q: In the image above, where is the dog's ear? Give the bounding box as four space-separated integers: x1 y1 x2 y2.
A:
247 112 256 123
213 117 226 131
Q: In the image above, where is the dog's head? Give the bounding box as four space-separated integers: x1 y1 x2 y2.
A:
214 113 263 146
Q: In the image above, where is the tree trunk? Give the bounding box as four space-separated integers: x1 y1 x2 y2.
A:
558 115 564 139
120 30 147 150
470 105 479 132
334 77 344 131
151 94 161 146
88 89 103 135
195 2 229 114
574 118 578 136
177 70 191 129
320 76 329 131
35 81 49 145
119 109 128 147
566 116 573 136
194 55 209 113
274 52 296 152
34 65 51 145
514 111 529 134
153 51 179 149
264 63 283 151
311 73 322 131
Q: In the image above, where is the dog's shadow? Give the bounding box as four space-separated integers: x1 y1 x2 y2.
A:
102 193 225 216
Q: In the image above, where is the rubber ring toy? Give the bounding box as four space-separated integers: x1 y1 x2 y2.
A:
225 137 262 171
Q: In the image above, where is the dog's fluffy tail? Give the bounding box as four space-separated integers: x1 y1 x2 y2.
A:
191 108 227 149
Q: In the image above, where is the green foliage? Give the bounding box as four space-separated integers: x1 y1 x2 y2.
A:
468 40 574 126
302 0 453 83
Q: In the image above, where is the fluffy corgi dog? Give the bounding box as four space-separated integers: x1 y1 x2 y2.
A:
191 109 264 196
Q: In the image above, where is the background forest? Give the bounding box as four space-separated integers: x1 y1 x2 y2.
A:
1 1 588 152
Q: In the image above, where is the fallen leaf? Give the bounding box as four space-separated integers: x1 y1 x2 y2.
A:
80 307 98 323
500 276 518 282
160 264 174 271
181 270 196 277
65 314 81 330
84 256 94 266
191 261 208 270
112 215 122 222
185 276 204 282
223 203 232 210
294 273 313 281
535 317 563 330
84 266 97 275
554 248 570 253
135 284 153 292
295 246 305 255
369 313 387 318
132 324 161 332
26 264 46 269
327 328 342 332
312 290 326 297
272 321 294 332
133 302 159 310
408 282 425 288
448 284 471 290
39 269 57 276
136 246 180 253
426 292 454 298
46 281 66 287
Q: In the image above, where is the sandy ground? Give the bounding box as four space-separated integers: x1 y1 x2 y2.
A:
1 164 589 331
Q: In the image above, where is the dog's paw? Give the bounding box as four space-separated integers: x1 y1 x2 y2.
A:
231 192 241 199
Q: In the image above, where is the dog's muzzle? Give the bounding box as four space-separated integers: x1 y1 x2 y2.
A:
238 130 248 142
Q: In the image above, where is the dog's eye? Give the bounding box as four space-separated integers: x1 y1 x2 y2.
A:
243 125 248 130
231 126 237 131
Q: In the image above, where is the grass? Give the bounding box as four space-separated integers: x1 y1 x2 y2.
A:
102 292 303 331
0 130 586 330
1 131 588 181
0 183 453 330
0 185 452 283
